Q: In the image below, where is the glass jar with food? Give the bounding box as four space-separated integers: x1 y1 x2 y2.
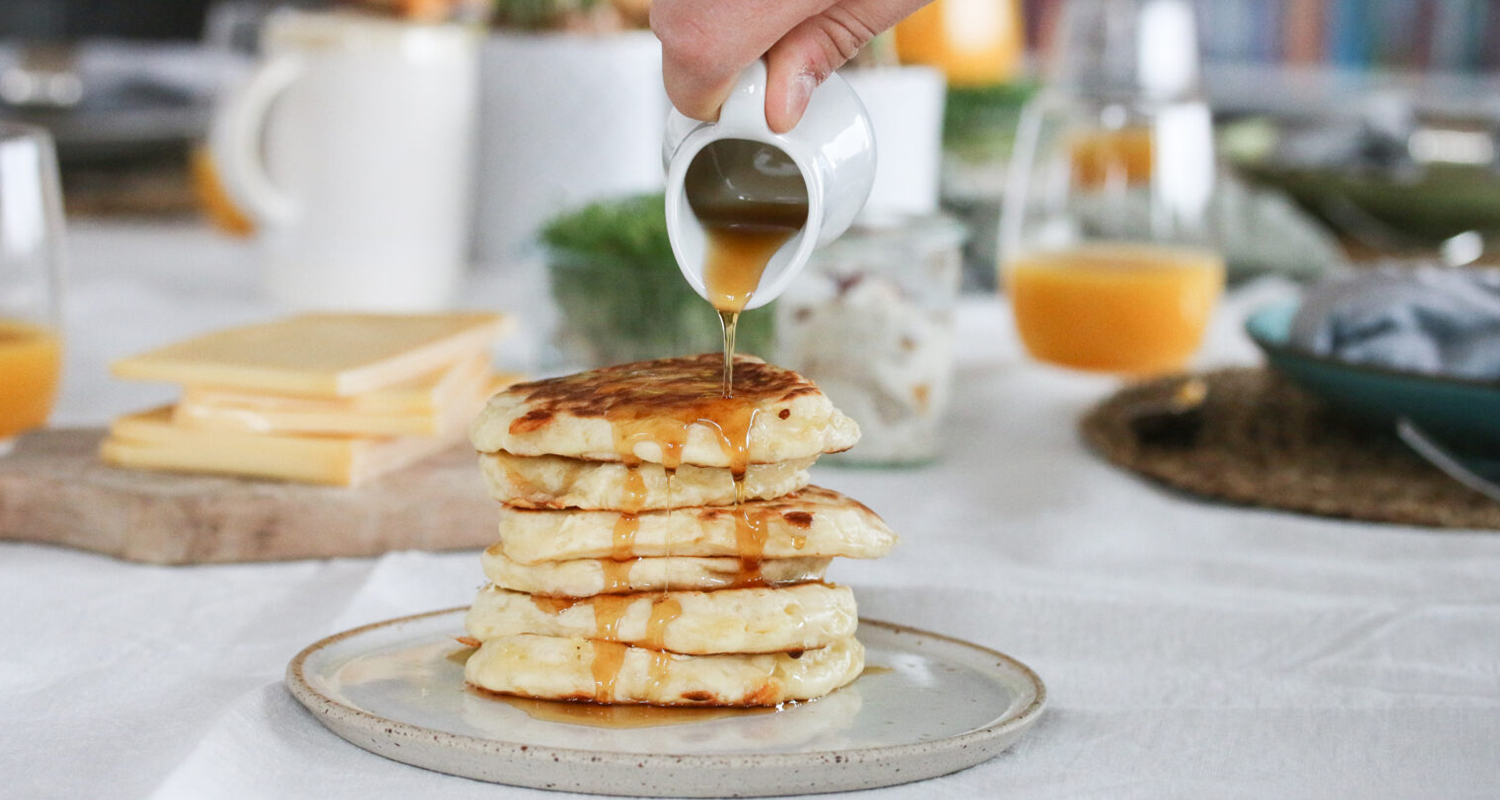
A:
775 213 966 466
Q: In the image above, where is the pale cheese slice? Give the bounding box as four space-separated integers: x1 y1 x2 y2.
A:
111 312 511 397
100 406 458 486
173 357 521 437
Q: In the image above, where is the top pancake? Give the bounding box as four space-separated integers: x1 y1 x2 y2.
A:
469 354 859 469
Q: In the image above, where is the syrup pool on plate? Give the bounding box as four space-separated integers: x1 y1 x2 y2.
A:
1005 242 1224 375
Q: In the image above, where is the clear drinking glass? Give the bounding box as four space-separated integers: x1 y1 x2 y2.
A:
0 123 66 449
999 0 1224 375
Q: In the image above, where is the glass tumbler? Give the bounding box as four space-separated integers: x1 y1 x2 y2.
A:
0 123 66 449
999 0 1224 375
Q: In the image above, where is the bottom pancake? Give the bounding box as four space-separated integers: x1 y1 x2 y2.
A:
464 633 864 706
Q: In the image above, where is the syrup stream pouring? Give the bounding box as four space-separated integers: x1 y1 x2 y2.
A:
685 138 810 394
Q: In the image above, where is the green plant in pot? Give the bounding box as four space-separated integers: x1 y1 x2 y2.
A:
543 194 776 368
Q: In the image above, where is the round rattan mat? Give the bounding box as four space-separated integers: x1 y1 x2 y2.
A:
1080 367 1500 529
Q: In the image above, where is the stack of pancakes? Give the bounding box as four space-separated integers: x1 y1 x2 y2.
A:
462 354 897 706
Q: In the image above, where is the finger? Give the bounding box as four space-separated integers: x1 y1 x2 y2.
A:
653 0 841 121
764 0 931 133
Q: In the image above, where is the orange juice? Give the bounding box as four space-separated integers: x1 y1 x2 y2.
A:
1006 243 1224 374
895 0 1025 86
1070 127 1155 188
0 319 62 440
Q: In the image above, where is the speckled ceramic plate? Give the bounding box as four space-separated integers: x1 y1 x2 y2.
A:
286 608 1046 797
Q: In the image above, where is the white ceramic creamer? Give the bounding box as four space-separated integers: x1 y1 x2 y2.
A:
663 61 876 311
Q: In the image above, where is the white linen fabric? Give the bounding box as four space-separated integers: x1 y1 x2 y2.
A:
2 223 1497 799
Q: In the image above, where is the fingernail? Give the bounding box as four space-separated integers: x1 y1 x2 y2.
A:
777 72 817 134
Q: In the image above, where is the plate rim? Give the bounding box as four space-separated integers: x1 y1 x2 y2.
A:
285 606 1048 772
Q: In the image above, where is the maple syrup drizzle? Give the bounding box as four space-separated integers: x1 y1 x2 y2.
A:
664 469 675 595
503 355 832 708
732 485 769 587
644 596 683 650
647 648 674 697
589 640 629 702
690 136 808 396
576 355 793 697
702 218 802 313
584 594 685 701
718 310 739 397
718 403 763 584
612 513 640 559
530 595 581 614
642 596 683 698
615 420 688 473
618 459 649 514
592 594 632 641
600 558 636 593
702 217 803 398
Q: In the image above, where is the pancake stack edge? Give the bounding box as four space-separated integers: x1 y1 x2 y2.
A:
461 354 896 707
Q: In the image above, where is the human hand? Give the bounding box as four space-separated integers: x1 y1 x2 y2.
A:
651 0 931 134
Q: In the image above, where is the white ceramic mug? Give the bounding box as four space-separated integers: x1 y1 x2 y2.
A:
474 31 666 266
663 60 876 311
210 10 478 311
841 66 946 217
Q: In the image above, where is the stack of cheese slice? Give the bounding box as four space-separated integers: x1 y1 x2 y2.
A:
102 312 514 486
462 353 897 706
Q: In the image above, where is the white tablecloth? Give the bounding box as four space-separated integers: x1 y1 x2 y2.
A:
4 221 1498 799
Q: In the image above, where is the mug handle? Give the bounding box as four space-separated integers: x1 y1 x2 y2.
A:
208 53 303 226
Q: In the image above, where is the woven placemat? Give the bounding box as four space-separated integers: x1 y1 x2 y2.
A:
1080 367 1500 529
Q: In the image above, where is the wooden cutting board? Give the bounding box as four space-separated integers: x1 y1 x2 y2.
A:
0 428 500 564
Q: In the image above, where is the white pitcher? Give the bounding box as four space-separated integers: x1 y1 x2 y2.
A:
662 61 876 311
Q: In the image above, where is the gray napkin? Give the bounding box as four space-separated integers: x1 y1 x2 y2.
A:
1289 268 1500 380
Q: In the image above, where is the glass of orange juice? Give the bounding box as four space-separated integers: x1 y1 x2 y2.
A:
999 0 1223 376
0 123 66 450
894 0 1026 86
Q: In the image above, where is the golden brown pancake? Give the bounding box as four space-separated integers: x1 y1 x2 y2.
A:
481 546 832 597
468 354 859 471
464 633 863 706
478 451 813 511
495 485 897 563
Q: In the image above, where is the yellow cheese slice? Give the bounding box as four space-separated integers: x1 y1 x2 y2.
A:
172 356 522 436
111 312 511 397
100 406 460 486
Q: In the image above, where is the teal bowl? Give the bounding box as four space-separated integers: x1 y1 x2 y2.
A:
1246 302 1500 452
